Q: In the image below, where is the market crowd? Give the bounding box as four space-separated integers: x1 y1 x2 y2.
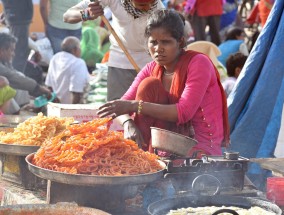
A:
0 0 274 152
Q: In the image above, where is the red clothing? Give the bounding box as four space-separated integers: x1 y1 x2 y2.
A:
195 0 223 17
122 51 229 155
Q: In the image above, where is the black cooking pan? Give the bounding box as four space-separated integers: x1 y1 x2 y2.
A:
148 195 282 215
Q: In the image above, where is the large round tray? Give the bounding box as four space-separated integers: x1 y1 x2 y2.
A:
26 153 166 186
0 143 39 156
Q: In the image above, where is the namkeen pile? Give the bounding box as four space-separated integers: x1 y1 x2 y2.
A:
167 205 276 215
0 113 74 146
32 118 163 176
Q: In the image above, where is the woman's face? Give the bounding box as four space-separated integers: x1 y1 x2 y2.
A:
148 27 183 69
131 0 155 11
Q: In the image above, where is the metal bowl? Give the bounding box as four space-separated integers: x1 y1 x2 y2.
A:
151 127 197 156
0 143 39 156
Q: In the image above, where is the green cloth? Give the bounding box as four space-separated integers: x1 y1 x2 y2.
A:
81 27 104 67
0 86 16 106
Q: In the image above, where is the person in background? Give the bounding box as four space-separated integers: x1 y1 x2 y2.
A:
63 0 164 101
45 36 90 104
81 26 104 73
0 33 52 114
218 27 249 67
0 76 17 115
259 0 275 27
40 0 82 54
1 0 33 73
97 9 230 158
222 52 248 97
184 0 223 45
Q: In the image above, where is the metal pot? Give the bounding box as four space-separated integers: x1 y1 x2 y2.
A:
0 202 110 215
148 196 282 215
151 127 197 156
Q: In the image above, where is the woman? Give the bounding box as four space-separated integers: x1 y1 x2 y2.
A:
98 9 230 157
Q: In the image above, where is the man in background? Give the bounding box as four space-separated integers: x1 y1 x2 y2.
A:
45 36 90 104
1 0 33 73
40 0 82 54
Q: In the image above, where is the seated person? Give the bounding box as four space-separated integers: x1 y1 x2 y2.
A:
81 26 104 73
222 52 248 97
97 9 230 158
0 33 53 113
218 26 249 66
45 36 90 104
0 76 17 115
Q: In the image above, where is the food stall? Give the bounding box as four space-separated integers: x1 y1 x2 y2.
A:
0 113 282 215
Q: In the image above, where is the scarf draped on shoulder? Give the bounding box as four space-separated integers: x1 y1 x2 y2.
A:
151 50 230 147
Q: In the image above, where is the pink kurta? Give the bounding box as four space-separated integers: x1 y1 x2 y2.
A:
122 54 224 155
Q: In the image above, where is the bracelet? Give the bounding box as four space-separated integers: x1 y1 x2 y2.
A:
137 100 144 114
122 119 133 126
80 8 90 21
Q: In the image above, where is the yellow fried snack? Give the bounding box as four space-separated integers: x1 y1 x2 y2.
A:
0 113 74 146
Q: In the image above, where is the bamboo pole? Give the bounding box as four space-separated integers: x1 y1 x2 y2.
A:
100 15 141 73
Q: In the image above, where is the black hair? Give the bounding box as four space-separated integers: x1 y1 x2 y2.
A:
0 33 17 50
225 27 245 41
226 52 248 77
144 9 184 44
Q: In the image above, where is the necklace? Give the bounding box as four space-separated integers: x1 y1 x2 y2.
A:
163 71 175 76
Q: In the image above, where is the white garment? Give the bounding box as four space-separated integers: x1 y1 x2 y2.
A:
45 52 90 104
79 0 164 70
222 77 237 97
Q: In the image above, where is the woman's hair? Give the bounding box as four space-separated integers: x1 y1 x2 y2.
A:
225 27 244 41
226 52 247 77
0 33 17 50
144 9 185 43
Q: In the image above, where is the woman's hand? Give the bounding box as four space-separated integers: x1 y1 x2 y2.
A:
124 119 146 149
87 1 104 20
97 100 137 119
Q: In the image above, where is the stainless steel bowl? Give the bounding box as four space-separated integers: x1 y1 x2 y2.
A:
151 127 197 156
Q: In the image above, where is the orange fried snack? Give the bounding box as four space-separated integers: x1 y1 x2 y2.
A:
32 118 163 176
0 113 74 146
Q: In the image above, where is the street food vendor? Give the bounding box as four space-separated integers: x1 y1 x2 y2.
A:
97 9 230 157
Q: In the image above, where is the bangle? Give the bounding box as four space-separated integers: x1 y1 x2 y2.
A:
122 119 133 126
80 8 90 21
137 100 143 114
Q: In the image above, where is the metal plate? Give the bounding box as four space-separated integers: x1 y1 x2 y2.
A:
26 153 166 186
0 115 32 128
0 143 39 156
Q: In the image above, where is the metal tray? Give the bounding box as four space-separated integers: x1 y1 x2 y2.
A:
0 143 39 156
26 153 166 186
0 115 32 128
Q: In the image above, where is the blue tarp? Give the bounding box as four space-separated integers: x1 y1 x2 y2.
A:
227 0 284 189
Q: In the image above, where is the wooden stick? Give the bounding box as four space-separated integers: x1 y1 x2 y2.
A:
100 15 140 73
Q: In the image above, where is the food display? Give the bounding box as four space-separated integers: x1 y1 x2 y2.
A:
0 113 74 146
32 118 163 175
167 206 276 215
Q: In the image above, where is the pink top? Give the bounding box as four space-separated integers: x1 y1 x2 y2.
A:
122 54 224 155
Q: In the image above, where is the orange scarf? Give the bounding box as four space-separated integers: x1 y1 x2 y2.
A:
151 50 230 147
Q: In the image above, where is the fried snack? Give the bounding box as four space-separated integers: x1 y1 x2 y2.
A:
32 118 163 176
0 113 74 146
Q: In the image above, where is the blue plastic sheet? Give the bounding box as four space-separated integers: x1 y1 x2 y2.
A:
227 0 284 189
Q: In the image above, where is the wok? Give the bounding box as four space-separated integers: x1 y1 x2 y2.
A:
148 195 282 215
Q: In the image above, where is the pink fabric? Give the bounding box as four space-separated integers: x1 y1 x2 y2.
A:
194 0 223 17
122 54 224 155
